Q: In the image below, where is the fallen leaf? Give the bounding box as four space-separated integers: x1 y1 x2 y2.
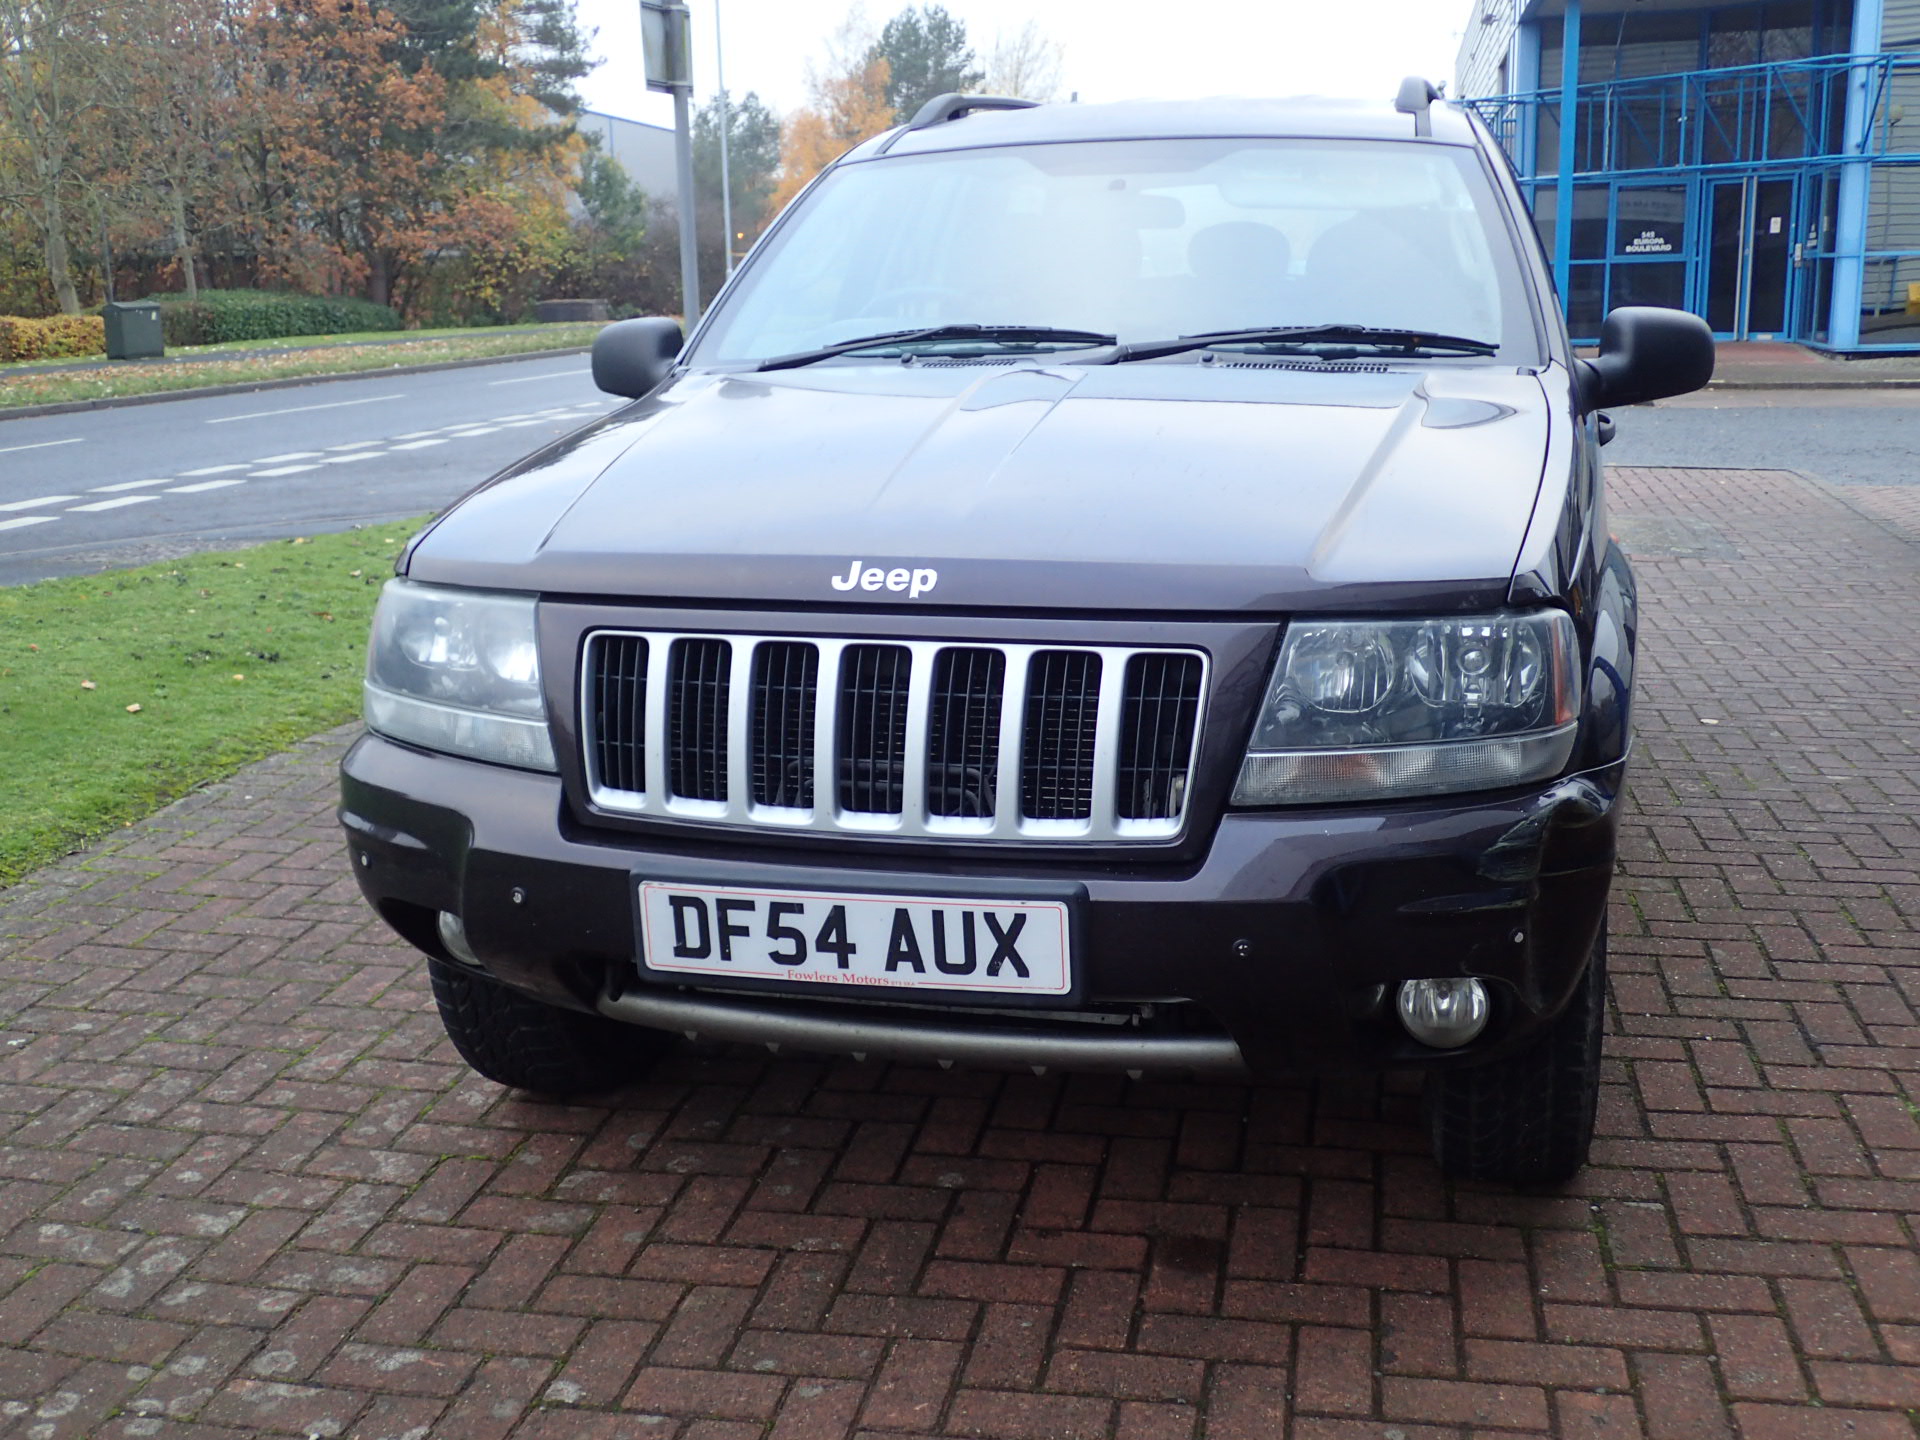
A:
232 674 245 681
293 537 308 545
350 570 363 578
27 644 37 651
125 703 142 713
80 680 95 690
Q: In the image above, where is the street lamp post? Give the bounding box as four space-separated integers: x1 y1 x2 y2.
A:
640 0 701 322
716 0 734 277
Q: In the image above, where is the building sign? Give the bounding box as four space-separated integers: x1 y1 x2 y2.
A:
1614 187 1686 259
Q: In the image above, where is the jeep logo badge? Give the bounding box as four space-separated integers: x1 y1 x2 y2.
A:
830 560 938 598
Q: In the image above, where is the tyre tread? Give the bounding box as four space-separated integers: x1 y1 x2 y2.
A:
428 957 656 1096
1429 937 1607 1185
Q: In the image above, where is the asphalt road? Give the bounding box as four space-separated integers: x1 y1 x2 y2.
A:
1610 385 1920 486
4 359 1917 588
0 354 619 585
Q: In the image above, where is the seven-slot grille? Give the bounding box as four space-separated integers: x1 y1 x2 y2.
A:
585 633 1207 842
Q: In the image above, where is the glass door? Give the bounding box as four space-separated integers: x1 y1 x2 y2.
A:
1704 175 1801 338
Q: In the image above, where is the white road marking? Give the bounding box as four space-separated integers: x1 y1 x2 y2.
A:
321 452 381 464
500 419 549 428
447 426 501 437
0 436 83 456
252 464 321 477
68 495 159 512
0 515 58 531
328 440 382 452
254 451 324 463
389 439 447 450
489 368 590 385
178 463 248 476
391 431 442 440
88 478 176 493
206 393 403 425
167 479 247 494
0 494 80 511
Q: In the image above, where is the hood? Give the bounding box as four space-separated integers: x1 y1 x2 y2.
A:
406 360 1554 614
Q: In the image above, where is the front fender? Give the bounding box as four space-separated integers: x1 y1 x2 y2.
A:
1578 537 1636 771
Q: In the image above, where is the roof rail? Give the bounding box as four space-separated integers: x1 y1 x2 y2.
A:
907 92 1040 130
1394 76 1442 137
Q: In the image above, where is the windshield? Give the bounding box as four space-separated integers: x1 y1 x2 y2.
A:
691 136 1533 366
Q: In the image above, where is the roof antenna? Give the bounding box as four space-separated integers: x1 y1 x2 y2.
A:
1395 76 1441 137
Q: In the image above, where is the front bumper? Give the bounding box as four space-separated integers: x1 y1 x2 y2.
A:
339 731 1621 1079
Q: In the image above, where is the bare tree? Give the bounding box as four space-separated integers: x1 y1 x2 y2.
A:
0 0 126 312
985 19 1061 103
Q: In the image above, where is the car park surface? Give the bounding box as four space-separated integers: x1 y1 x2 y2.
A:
3 462 1918 1437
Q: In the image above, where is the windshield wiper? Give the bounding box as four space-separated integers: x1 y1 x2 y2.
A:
1110 324 1499 364
755 324 1117 372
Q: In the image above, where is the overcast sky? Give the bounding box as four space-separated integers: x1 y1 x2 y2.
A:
571 1 1474 127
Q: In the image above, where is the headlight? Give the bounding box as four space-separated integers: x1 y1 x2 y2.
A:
363 580 555 771
1232 610 1579 805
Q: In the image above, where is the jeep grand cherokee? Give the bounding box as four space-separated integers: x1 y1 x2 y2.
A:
339 84 1714 1184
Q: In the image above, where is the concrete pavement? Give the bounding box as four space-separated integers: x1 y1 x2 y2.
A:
3 464 1919 1437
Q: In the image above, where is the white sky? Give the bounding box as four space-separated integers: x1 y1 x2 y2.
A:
572 0 1474 127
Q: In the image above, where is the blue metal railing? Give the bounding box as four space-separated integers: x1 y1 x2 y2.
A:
1462 51 1920 180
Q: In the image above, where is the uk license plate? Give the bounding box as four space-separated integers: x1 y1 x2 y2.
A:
636 881 1072 998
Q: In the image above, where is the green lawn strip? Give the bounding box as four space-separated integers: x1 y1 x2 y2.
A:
0 324 604 409
0 522 429 885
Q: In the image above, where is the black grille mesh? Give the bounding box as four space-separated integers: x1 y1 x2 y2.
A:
589 636 1203 836
926 648 1005 819
837 645 912 814
750 642 817 808
1021 651 1101 820
668 638 730 801
1117 652 1203 821
592 634 648 794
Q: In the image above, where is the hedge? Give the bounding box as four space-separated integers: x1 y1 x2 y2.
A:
155 290 403 347
0 314 106 362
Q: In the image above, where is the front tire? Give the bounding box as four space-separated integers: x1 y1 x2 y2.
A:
1428 935 1607 1185
427 957 665 1096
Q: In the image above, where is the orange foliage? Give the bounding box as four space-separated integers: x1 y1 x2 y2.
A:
770 19 895 215
237 0 447 301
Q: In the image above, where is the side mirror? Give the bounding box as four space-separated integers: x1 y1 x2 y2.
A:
1576 306 1714 411
591 317 684 398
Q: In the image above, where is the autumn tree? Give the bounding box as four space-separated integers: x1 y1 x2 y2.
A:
867 4 980 123
985 20 1062 102
113 0 242 299
771 11 893 214
236 0 447 304
0 0 134 312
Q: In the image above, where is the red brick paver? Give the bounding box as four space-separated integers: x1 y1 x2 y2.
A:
3 465 1918 1438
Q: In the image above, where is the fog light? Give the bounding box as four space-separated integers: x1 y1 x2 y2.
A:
437 910 481 967
1396 977 1490 1049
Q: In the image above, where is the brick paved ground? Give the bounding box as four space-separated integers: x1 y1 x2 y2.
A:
3 464 1918 1440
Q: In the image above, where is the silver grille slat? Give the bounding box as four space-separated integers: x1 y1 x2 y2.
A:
583 632 1207 844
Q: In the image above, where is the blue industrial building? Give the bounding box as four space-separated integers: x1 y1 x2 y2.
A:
1456 1 1920 349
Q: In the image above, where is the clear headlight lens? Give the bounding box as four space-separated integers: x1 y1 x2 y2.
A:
1232 610 1579 805
363 580 555 771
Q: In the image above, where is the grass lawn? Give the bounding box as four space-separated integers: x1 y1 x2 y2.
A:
0 323 603 410
0 522 428 885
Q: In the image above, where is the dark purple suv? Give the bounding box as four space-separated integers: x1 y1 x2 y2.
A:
339 84 1713 1183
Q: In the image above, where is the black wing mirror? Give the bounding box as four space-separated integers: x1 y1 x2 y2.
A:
591 317 684 398
1577 306 1715 411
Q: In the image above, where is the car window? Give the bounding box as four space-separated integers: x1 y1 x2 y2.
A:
692 137 1533 364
